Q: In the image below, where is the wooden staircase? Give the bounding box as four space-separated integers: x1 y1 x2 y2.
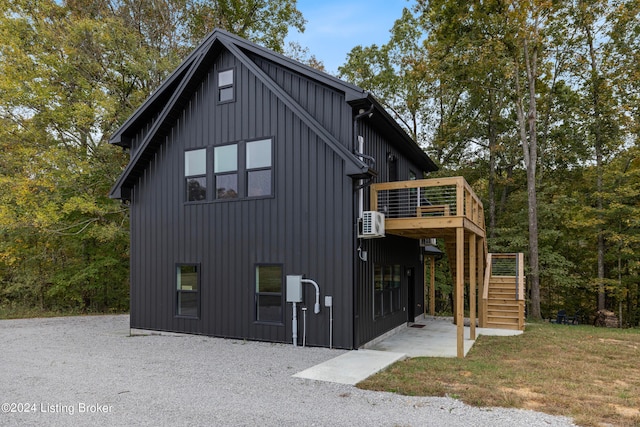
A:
370 176 526 341
442 235 525 331
482 253 525 330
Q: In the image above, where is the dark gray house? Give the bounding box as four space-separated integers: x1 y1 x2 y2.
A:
110 29 438 349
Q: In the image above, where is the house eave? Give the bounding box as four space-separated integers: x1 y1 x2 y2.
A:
349 95 438 174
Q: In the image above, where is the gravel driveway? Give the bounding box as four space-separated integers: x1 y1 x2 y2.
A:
0 315 576 426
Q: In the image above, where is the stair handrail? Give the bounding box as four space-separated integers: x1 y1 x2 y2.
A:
483 253 492 301
517 252 525 301
515 253 520 301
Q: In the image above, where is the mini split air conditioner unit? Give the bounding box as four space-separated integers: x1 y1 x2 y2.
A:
358 211 385 238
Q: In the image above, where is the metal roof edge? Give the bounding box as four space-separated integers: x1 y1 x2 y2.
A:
219 37 369 176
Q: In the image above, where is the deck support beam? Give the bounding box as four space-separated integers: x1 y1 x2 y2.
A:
429 256 436 316
456 227 464 358
470 233 477 341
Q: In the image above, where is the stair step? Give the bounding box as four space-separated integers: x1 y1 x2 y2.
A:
487 301 522 307
488 313 519 320
489 295 518 300
489 286 518 292
488 310 519 316
487 301 520 308
485 322 522 331
489 278 517 284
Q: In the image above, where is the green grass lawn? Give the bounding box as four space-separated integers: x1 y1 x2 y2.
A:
358 322 640 427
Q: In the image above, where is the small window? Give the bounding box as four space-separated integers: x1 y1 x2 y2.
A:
246 139 272 197
255 265 283 323
218 69 234 103
177 264 199 318
214 144 238 199
185 149 207 202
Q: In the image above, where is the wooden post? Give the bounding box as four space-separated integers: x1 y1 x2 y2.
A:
369 185 378 211
430 256 436 316
456 179 464 217
477 237 485 327
423 257 428 317
456 227 465 358
470 233 476 341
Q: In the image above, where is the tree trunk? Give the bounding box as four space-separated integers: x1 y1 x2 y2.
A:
586 25 606 311
514 37 541 319
488 89 497 240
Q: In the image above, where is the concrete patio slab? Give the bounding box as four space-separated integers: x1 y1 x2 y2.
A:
294 317 523 384
293 349 407 385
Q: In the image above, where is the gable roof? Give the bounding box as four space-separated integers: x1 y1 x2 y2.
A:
109 29 437 200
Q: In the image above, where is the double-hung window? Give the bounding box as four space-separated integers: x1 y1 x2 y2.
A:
214 144 239 199
217 68 234 103
176 264 199 318
246 139 272 197
255 265 283 323
185 149 207 202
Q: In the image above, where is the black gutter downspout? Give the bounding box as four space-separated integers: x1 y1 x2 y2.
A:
353 104 375 153
352 103 374 349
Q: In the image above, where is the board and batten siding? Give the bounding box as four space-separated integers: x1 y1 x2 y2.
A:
251 54 352 149
129 49 356 348
353 120 427 347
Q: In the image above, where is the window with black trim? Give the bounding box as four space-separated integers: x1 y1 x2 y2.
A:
213 139 272 200
217 68 234 103
255 264 283 323
185 149 207 202
176 264 199 318
374 264 401 319
246 139 272 197
214 144 238 199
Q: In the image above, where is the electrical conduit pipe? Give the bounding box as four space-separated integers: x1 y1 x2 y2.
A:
300 278 321 314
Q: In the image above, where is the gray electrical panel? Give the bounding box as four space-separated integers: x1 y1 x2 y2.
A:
286 275 303 302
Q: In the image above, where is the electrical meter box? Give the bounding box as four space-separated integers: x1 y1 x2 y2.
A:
286 275 303 303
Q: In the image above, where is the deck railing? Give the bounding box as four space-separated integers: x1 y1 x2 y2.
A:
370 176 485 230
483 253 525 301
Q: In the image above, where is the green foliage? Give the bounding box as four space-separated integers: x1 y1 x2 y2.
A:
0 0 304 316
339 1 640 325
339 8 433 147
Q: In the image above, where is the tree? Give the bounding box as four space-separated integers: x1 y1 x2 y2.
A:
0 0 306 313
416 0 517 238
339 8 433 147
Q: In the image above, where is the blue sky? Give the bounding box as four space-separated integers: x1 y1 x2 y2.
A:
286 0 415 75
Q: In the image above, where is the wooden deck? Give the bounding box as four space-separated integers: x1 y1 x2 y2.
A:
370 177 524 357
